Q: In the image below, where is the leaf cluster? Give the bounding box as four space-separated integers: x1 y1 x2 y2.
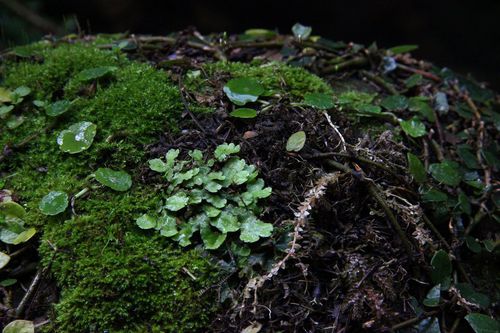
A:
137 143 273 250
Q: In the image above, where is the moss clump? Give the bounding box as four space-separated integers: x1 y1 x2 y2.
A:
1 40 221 332
187 60 333 99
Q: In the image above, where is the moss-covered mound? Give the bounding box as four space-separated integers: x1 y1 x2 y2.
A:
0 29 499 332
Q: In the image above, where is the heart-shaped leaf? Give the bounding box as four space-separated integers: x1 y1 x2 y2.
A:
239 214 273 243
210 211 240 233
286 131 306 152
223 77 264 106
39 191 68 215
149 158 168 172
230 108 258 118
75 66 118 82
57 121 96 154
400 117 426 137
2 320 35 333
465 313 500 333
303 93 334 109
200 225 227 250
292 23 312 40
95 168 132 192
136 214 156 230
46 100 71 117
429 160 462 186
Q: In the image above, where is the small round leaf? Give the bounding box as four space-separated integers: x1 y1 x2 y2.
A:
286 131 306 152
57 121 97 154
95 168 132 192
3 320 35 333
46 100 71 117
39 191 69 216
223 77 264 106
0 201 26 218
400 117 426 138
230 108 258 119
136 214 156 230
75 66 118 82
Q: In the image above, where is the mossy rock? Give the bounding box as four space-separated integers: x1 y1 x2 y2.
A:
0 31 499 332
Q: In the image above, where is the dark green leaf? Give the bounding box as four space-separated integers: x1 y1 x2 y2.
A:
95 168 132 192
457 145 480 169
430 250 452 286
46 100 71 117
200 225 227 250
400 117 427 137
465 313 500 333
39 191 68 216
429 160 462 186
381 95 408 111
409 97 436 122
57 121 97 154
230 108 258 119
75 66 118 82
303 93 334 109
388 44 419 55
456 283 490 308
223 77 264 105
405 74 424 88
465 236 482 254
407 153 427 183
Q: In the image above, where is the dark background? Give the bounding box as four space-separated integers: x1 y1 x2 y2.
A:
1 0 499 89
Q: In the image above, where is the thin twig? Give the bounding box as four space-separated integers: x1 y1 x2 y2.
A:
361 70 399 95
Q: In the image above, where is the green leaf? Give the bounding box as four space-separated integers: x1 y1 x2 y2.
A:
381 95 408 111
12 86 31 98
0 105 14 117
2 320 35 333
157 214 178 237
223 77 264 106
0 87 12 103
407 153 427 183
164 192 189 211
405 74 424 88
430 250 452 286
409 97 436 122
291 23 312 40
6 116 24 129
286 131 306 152
12 228 36 244
165 149 180 168
230 108 258 119
214 143 240 161
45 100 71 117
239 214 273 243
465 236 482 253
429 160 462 186
465 313 500 333
459 192 472 215
189 149 203 162
211 211 240 233
0 201 26 218
456 283 490 308
303 93 334 109
400 117 427 137
136 214 156 230
200 225 227 250
457 145 480 169
357 104 382 114
423 284 441 307
203 205 221 218
75 66 118 82
388 44 419 55
149 158 168 172
39 191 68 216
0 279 17 287
0 252 11 270
57 121 97 154
95 168 132 192
205 195 227 208
173 221 199 246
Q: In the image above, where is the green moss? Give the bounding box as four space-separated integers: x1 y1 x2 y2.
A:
1 40 221 332
187 60 332 99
